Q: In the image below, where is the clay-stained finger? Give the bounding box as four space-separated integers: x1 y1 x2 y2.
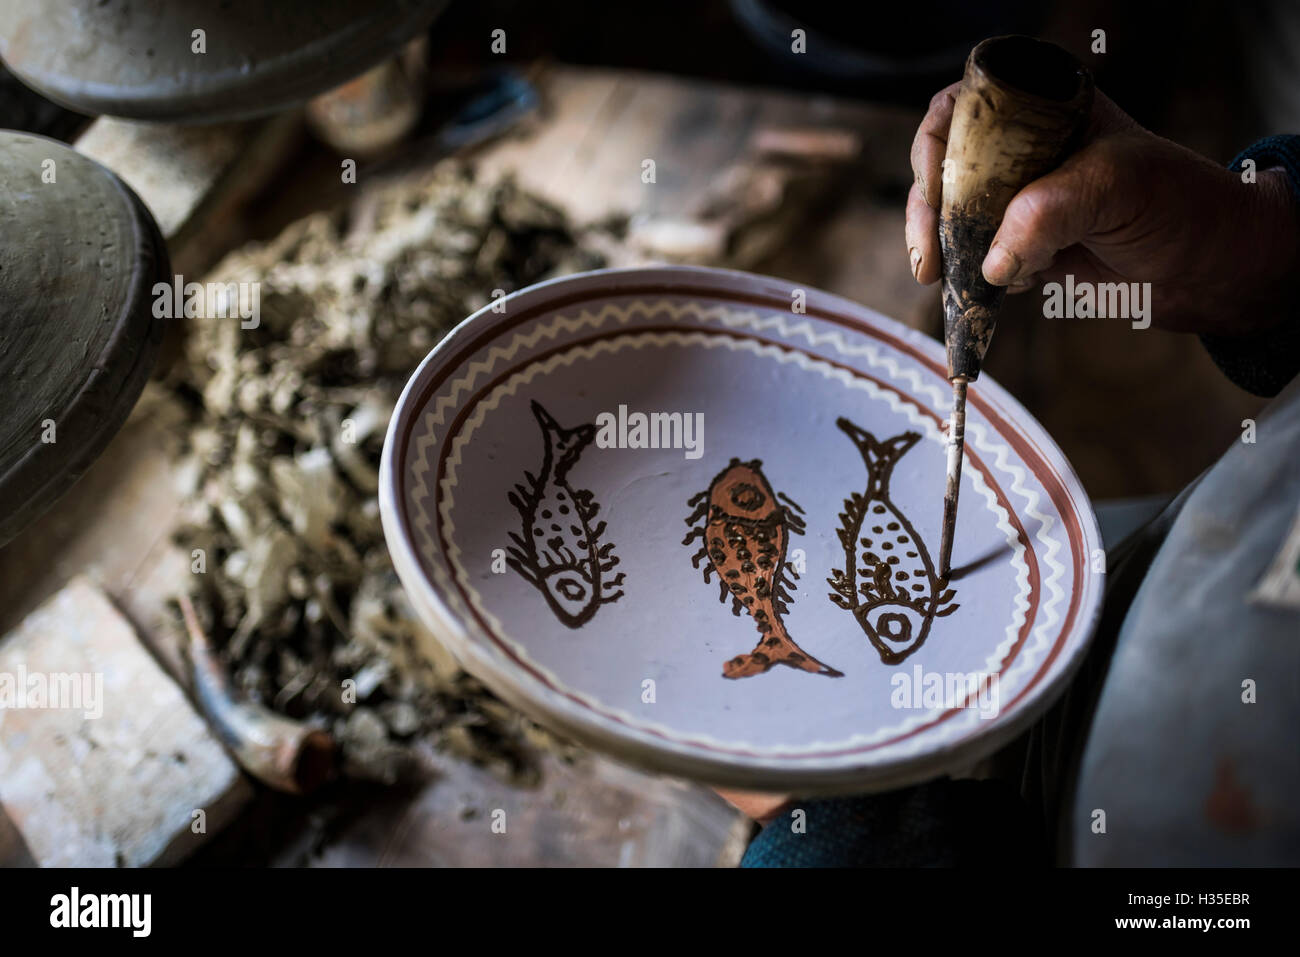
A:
905 180 942 285
909 82 961 208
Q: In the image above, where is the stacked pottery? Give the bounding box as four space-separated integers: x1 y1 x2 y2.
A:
0 133 169 544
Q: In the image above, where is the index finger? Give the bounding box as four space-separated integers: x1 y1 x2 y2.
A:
715 788 792 824
910 82 961 209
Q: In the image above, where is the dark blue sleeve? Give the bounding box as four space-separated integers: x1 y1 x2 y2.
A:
1200 135 1300 397
740 778 1041 868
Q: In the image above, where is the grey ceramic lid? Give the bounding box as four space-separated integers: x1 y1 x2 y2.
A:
0 131 169 546
0 0 448 123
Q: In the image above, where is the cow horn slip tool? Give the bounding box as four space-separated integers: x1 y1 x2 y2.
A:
937 35 1094 578
180 594 336 795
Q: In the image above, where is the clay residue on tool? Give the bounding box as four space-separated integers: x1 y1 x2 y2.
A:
684 458 842 679
938 216 1003 378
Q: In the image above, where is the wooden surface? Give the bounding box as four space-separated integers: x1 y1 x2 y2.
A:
310 748 747 867
0 577 251 866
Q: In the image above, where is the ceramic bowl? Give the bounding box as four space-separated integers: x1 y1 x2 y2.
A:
380 266 1104 792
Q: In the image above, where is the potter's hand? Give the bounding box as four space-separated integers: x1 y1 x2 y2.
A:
715 788 791 825
905 83 1298 335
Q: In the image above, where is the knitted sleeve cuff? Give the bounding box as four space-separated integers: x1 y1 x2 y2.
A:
1199 135 1300 397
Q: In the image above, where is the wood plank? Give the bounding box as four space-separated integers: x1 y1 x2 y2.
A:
311 747 748 868
474 68 933 328
0 578 251 866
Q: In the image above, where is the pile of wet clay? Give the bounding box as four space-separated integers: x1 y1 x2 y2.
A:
170 163 615 784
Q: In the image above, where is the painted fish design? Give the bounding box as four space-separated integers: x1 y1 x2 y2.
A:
827 418 958 664
684 458 842 680
506 401 624 628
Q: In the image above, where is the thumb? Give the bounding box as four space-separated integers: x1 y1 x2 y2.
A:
981 147 1113 286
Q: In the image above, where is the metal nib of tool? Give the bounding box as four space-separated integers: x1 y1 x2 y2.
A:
938 377 967 580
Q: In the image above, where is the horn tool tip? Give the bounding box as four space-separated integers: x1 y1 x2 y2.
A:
939 377 968 580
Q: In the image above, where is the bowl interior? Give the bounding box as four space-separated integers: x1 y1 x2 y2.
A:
380 267 1102 789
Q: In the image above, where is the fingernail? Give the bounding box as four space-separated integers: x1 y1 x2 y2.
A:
919 174 939 209
983 243 1022 285
909 247 921 279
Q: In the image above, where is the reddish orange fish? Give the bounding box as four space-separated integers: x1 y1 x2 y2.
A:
684 458 842 679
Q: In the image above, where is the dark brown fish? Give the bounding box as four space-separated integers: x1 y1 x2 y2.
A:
685 458 842 679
